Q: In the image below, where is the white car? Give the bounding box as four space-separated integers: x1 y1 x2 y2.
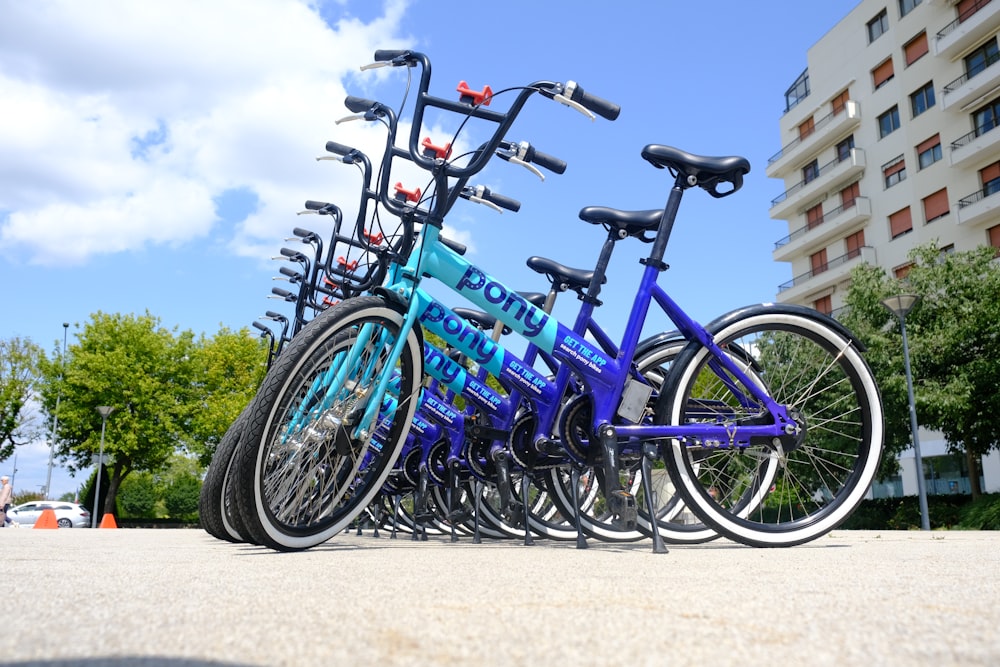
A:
7 502 92 528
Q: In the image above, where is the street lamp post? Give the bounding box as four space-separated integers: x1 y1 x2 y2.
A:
92 406 115 528
881 294 930 531
44 323 70 499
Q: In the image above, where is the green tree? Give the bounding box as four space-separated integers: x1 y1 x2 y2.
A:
117 471 158 519
188 327 267 465
38 312 197 519
163 473 201 520
0 337 42 461
841 243 1000 497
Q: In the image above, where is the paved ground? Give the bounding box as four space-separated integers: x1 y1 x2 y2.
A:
2 527 998 666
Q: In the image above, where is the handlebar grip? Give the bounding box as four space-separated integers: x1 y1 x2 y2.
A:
271 287 294 298
344 95 376 113
304 201 329 211
439 234 467 256
279 266 300 279
325 141 354 156
374 49 408 61
252 321 270 333
265 310 284 319
482 188 521 213
570 84 620 121
527 147 567 175
292 227 317 237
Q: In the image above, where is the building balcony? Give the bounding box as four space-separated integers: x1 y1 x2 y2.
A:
769 148 866 220
941 50 1000 110
950 121 1000 167
934 0 1000 61
773 197 871 262
956 184 1000 226
776 246 876 304
766 101 862 179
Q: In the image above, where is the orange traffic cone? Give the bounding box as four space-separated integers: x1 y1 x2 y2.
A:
99 514 118 529
33 508 59 529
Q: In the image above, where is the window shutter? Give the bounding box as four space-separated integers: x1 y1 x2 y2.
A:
916 134 940 154
889 208 913 238
873 58 894 88
922 189 949 222
798 117 815 140
904 32 928 66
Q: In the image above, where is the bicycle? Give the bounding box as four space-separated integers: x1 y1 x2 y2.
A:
232 49 884 552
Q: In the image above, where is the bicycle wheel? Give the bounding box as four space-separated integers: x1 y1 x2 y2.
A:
546 335 720 544
199 407 250 543
661 306 883 548
233 296 423 551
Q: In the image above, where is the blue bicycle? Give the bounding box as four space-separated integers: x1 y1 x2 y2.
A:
232 50 884 551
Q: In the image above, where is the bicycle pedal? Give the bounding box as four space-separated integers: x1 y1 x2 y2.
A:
609 490 638 530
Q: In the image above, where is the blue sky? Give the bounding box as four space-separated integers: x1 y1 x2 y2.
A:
1 0 859 498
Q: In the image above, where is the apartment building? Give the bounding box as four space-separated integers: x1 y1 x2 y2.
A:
768 0 999 313
768 0 1000 498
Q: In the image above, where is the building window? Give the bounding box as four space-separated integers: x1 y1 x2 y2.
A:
798 116 815 140
831 89 850 115
813 295 833 315
910 81 935 117
904 31 928 65
894 263 913 279
964 38 999 80
973 98 1000 136
806 203 824 230
922 188 950 222
841 181 860 209
802 159 819 184
899 0 921 17
883 156 906 188
917 134 942 169
868 9 889 43
988 224 1000 254
810 249 829 276
836 135 855 162
889 207 913 239
873 58 895 89
958 0 992 23
845 229 866 259
982 161 1000 196
879 106 901 138
784 68 810 112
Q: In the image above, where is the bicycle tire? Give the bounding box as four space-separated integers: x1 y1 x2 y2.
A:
660 306 884 548
232 296 423 551
199 407 250 543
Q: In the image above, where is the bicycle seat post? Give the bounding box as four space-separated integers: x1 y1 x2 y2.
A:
644 174 688 271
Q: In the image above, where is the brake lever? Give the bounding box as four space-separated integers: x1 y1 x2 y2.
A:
552 93 596 121
506 155 544 181
335 113 366 125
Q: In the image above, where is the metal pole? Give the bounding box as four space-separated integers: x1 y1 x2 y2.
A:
899 315 931 531
45 323 69 499
92 406 114 528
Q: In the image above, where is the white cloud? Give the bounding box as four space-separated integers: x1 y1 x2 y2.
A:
0 0 414 266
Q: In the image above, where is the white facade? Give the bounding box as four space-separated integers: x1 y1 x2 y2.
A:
768 0 1000 312
769 0 1000 497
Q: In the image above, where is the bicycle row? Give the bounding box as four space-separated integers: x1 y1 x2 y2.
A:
199 50 885 552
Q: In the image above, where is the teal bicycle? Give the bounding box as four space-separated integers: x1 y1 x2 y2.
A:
232 50 884 551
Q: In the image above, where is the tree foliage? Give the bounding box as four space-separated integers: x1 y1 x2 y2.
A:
0 337 42 461
37 312 266 517
840 243 1000 495
188 327 268 465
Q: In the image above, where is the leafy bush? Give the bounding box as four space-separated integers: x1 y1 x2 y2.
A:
163 474 201 521
117 472 158 519
956 494 1000 530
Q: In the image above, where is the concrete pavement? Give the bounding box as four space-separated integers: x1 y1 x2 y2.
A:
4 527 999 666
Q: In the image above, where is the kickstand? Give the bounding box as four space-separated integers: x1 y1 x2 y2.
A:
570 466 588 550
641 443 668 554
